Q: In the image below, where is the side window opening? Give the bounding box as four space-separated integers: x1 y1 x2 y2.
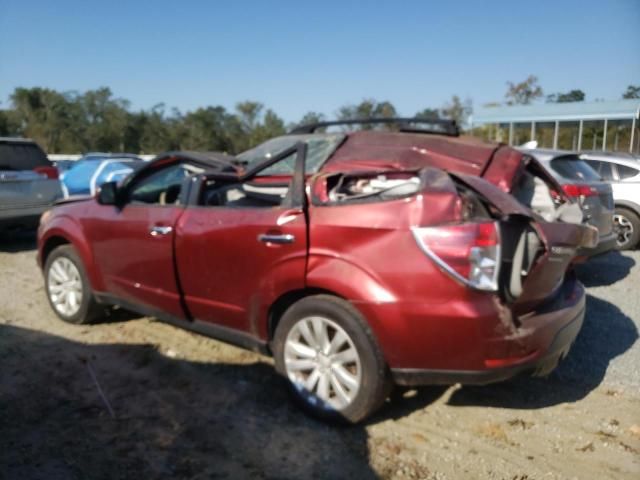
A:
129 163 202 205
616 163 640 180
200 179 289 207
198 142 307 209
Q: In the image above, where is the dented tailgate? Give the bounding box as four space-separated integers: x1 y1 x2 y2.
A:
452 172 598 308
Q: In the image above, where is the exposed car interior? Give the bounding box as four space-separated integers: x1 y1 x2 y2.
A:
200 179 289 207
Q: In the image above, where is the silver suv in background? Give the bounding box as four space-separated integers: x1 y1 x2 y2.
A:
581 152 640 250
518 148 616 257
0 138 62 231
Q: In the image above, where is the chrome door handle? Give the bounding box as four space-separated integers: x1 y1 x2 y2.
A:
258 233 295 244
150 226 173 236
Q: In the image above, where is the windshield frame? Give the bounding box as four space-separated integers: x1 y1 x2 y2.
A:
236 133 346 176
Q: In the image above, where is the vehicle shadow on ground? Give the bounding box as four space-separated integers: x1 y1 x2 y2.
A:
0 324 379 480
574 250 636 287
446 293 638 409
0 229 37 252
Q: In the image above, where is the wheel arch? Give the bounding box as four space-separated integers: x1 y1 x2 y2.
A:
39 217 104 291
267 287 346 343
615 200 640 216
41 235 71 267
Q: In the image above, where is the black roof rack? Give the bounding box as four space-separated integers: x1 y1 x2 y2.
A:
289 117 459 137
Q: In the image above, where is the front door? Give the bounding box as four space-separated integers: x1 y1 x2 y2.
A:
87 163 190 319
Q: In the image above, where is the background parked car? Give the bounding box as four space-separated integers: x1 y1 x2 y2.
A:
51 158 77 173
0 137 62 230
580 152 640 250
60 153 144 198
518 147 616 257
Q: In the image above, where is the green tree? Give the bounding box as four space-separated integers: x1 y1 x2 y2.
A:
505 75 543 105
9 87 84 152
181 106 235 151
79 87 130 152
622 85 640 99
441 95 472 127
414 108 441 120
136 104 179 153
0 108 19 136
336 98 397 130
297 111 326 127
546 89 585 103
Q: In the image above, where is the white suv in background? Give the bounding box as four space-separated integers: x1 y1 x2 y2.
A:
581 152 640 250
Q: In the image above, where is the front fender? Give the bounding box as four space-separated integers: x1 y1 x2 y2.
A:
39 215 104 292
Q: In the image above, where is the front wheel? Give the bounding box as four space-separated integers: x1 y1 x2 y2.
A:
44 245 103 324
272 295 391 423
613 208 640 250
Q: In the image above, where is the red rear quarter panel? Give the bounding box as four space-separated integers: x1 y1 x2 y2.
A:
306 191 512 370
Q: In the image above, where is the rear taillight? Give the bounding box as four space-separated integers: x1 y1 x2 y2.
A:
33 166 59 179
561 184 597 198
411 221 501 291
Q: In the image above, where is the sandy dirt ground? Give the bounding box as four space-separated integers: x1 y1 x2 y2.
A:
1 231 639 480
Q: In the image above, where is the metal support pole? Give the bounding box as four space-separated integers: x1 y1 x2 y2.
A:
508 123 514 146
631 116 637 154
602 119 608 151
530 122 535 141
577 120 583 151
553 121 559 149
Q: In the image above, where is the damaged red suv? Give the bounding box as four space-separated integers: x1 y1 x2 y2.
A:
38 119 597 423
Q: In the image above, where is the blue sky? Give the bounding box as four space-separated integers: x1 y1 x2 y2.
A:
1 0 638 122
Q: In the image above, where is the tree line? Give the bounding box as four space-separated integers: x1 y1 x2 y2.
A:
0 87 470 154
0 80 636 154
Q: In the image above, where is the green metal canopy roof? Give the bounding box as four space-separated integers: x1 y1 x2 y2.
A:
472 99 640 124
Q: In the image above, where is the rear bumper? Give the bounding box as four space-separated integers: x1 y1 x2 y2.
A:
355 274 586 387
579 230 616 258
0 205 49 229
392 303 584 386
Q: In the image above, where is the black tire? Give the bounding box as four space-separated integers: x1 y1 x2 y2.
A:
272 294 391 424
614 207 640 250
44 245 103 324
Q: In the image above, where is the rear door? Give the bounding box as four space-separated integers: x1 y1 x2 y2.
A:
174 144 308 336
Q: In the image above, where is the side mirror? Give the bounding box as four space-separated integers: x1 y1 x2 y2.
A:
97 182 119 205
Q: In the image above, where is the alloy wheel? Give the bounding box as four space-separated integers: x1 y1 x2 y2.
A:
284 316 362 411
614 213 634 247
47 257 83 317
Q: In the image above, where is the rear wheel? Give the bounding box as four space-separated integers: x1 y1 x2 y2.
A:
272 295 390 423
613 207 640 250
44 245 103 324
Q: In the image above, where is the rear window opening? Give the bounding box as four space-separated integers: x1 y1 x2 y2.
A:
549 156 601 182
0 141 50 171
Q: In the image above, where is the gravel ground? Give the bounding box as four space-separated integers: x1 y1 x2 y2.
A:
0 231 638 480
